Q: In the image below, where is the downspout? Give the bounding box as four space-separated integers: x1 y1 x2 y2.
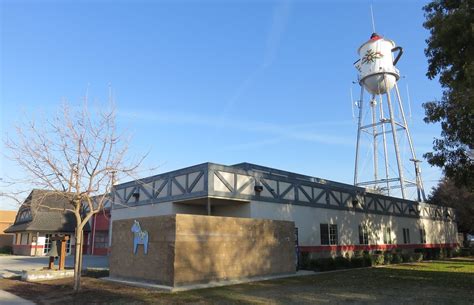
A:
91 214 96 255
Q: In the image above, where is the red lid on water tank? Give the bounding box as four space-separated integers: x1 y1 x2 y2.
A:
370 33 382 40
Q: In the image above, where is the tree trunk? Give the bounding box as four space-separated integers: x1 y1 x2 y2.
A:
73 226 83 292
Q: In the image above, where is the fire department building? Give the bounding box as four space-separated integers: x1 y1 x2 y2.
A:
111 162 458 257
5 189 108 256
5 190 77 256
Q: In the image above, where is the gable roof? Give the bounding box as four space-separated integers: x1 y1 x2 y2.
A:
4 189 89 233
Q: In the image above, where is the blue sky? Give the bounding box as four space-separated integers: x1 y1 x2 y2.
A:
0 0 444 210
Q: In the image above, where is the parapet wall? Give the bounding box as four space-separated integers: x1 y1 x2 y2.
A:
109 214 295 287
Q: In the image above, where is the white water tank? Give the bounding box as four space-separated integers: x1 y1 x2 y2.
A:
355 33 401 95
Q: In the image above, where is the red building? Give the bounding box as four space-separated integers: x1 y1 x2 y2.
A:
84 209 110 256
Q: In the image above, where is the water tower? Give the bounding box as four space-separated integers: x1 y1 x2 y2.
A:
353 33 426 201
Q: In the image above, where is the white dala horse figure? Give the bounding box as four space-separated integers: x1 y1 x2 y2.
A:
131 220 149 255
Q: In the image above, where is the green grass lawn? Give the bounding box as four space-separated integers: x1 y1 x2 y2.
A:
1 259 473 304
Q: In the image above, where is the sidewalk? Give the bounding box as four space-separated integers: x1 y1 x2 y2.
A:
0 290 35 305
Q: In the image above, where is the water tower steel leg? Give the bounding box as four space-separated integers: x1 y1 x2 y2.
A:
393 83 427 201
383 75 406 199
354 86 365 186
371 95 378 186
378 94 390 195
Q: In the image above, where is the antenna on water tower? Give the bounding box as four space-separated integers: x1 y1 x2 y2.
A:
352 26 427 202
370 5 376 33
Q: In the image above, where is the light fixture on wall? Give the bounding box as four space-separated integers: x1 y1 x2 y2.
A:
132 191 140 202
351 199 359 208
352 191 363 208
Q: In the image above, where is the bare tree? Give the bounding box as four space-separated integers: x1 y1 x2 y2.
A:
4 101 144 291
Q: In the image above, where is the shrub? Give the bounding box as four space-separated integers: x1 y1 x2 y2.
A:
308 257 338 272
0 246 12 254
412 252 423 262
383 252 393 264
402 252 416 263
401 252 413 263
351 257 365 268
300 252 310 269
362 253 373 267
316 258 337 271
334 256 351 269
371 254 385 265
391 253 403 264
309 258 319 270
460 248 471 257
439 248 446 259
354 250 364 258
422 248 442 260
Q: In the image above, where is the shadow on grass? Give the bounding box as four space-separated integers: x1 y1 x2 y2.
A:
189 267 474 305
0 266 473 305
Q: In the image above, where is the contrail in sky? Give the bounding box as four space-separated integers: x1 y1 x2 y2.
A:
219 0 293 120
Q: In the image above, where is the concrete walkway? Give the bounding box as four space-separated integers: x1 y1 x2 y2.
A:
0 255 108 279
0 290 35 305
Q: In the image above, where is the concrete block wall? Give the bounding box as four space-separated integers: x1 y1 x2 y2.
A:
109 214 296 287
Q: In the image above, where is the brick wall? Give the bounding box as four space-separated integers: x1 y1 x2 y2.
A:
110 214 295 287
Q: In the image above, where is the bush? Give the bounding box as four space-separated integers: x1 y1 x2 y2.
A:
433 248 442 260
414 248 426 259
300 252 310 269
307 257 338 272
439 248 446 259
371 254 385 265
353 250 364 258
412 252 423 262
420 248 443 260
362 254 373 267
460 248 471 257
401 252 413 263
351 257 365 268
383 252 393 264
391 253 403 264
316 258 337 271
0 245 12 254
334 256 351 269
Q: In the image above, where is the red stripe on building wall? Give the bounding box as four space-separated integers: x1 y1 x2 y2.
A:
299 243 459 253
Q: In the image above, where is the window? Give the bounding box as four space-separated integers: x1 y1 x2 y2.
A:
420 228 427 244
20 233 29 245
65 235 71 254
329 224 338 245
359 225 369 245
94 231 109 249
43 234 52 254
320 224 338 245
16 209 32 223
383 227 392 244
403 228 411 244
